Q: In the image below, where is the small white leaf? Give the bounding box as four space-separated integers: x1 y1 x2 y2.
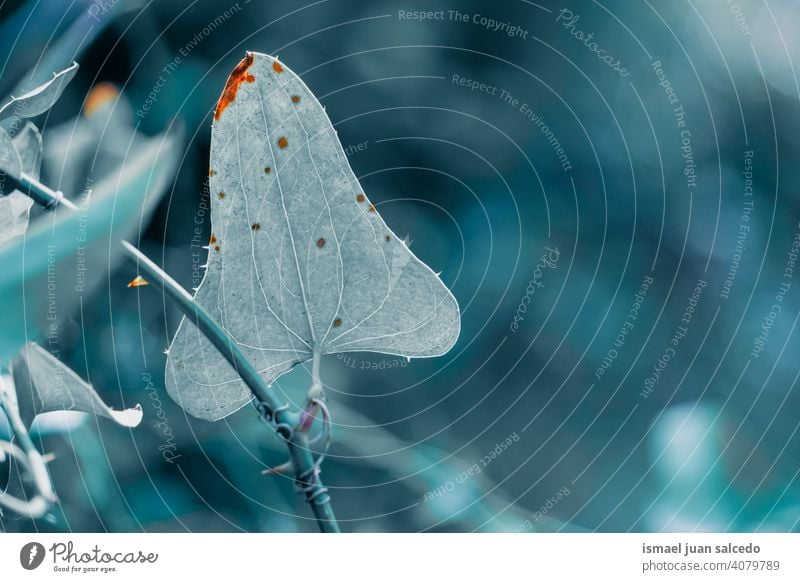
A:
9 343 142 428
0 123 41 246
167 53 460 420
0 126 25 246
0 62 78 120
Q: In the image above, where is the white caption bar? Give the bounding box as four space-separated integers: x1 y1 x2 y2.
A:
1 533 798 581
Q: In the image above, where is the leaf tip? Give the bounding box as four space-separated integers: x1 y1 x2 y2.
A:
109 403 144 428
214 52 255 120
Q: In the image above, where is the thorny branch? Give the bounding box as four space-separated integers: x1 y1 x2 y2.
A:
122 242 339 533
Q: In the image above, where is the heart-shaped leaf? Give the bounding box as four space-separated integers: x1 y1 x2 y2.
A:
166 52 460 420
0 62 78 120
8 342 142 428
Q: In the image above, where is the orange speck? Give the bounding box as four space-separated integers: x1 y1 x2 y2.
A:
272 61 284 73
127 275 149 288
252 223 261 230
210 234 217 244
316 237 325 248
214 52 255 120
368 204 376 213
333 318 342 327
214 245 220 252
291 95 300 103
278 136 288 149
356 194 365 203
218 192 225 199
209 169 215 177
84 82 119 117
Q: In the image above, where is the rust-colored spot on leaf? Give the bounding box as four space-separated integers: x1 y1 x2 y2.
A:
368 203 376 212
333 318 342 327
209 169 215 177
385 235 391 241
278 136 288 149
84 82 119 117
214 52 255 121
127 275 149 288
218 192 225 199
214 245 220 252
210 234 217 244
252 223 261 230
272 61 284 73
291 95 300 103
264 166 271 174
316 237 325 248
356 194 365 203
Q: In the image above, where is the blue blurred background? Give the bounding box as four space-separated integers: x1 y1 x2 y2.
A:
2 0 800 532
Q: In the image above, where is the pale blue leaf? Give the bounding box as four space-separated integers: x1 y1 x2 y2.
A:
10 342 142 428
166 53 460 420
0 62 78 121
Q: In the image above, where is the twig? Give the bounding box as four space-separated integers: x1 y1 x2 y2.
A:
0 169 78 211
121 241 340 533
